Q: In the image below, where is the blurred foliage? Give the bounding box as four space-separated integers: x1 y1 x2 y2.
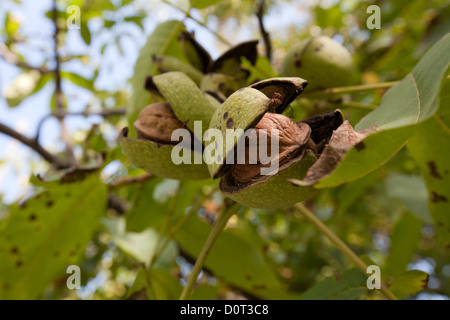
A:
0 0 449 300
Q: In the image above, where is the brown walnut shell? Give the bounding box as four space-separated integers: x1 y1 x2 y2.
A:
134 102 187 144
230 113 317 184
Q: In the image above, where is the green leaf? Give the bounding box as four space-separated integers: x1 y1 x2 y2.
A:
407 80 450 246
384 212 423 277
103 19 115 28
385 173 433 223
147 268 182 300
124 16 144 30
103 217 177 268
175 214 298 300
335 170 381 216
299 269 368 300
358 34 450 130
242 55 278 83
190 0 222 9
126 267 182 300
190 284 219 300
126 179 216 233
0 173 107 299
152 55 204 85
68 0 114 19
390 270 429 296
80 22 91 45
5 12 20 37
129 20 185 134
126 267 150 299
314 34 450 188
62 71 94 90
125 178 168 232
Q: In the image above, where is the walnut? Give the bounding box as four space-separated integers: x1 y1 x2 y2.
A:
134 102 186 144
230 113 316 184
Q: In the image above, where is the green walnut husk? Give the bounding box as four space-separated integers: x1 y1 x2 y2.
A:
200 73 239 102
221 150 318 209
119 72 218 180
179 31 212 73
119 127 210 180
283 36 354 91
146 71 217 139
207 77 321 209
152 55 204 85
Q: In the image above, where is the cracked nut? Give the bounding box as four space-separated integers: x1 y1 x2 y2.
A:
134 102 188 144
207 77 321 209
119 72 217 180
230 113 317 184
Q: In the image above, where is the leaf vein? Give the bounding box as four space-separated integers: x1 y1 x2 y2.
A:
409 73 421 122
433 114 450 135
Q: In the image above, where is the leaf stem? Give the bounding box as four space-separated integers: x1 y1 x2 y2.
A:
179 201 241 300
161 0 232 47
340 101 377 110
0 122 70 169
147 182 182 270
293 203 398 300
149 186 218 270
301 81 399 99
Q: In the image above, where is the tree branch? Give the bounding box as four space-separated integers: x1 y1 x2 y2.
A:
108 173 154 189
0 43 53 74
52 109 127 118
180 201 242 300
34 109 127 142
256 0 272 61
0 122 70 169
294 203 398 300
52 0 76 166
161 0 232 47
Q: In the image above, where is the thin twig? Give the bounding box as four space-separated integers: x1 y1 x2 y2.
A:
108 173 154 189
340 101 377 110
0 43 53 74
53 109 127 118
52 2 64 113
35 109 126 142
293 203 398 300
148 186 218 270
180 201 241 300
301 81 399 99
52 0 76 167
256 0 272 61
161 0 232 47
0 122 70 169
147 182 182 270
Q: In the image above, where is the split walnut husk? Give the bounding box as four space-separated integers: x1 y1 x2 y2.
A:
206 76 345 209
119 101 210 180
134 102 189 144
119 71 220 181
218 111 344 208
229 113 317 184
